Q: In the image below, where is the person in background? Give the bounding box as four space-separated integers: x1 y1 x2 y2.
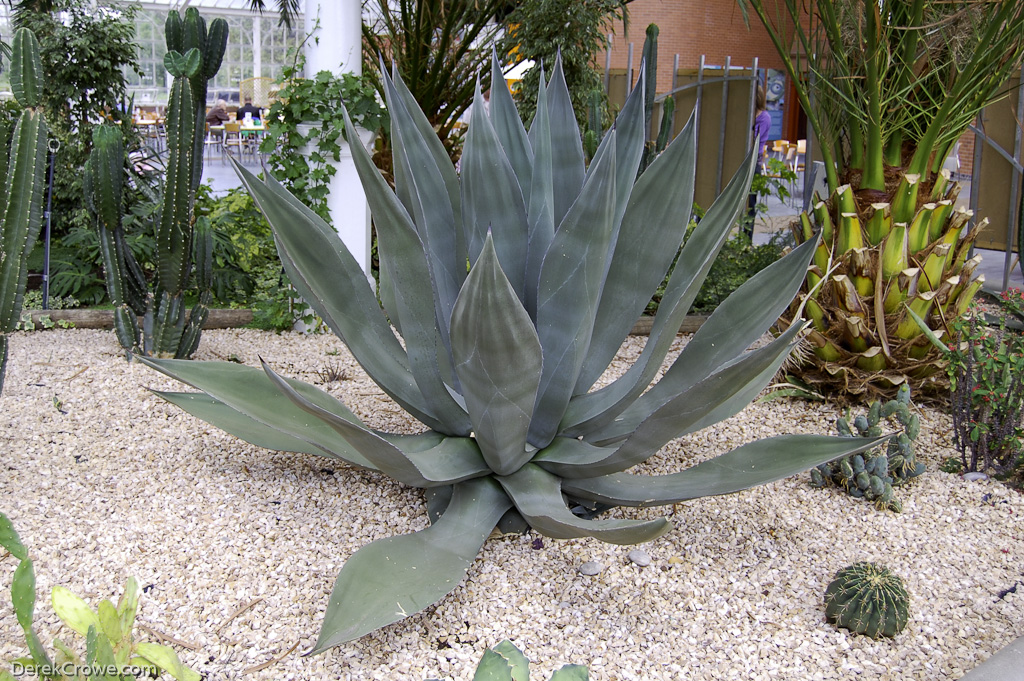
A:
745 85 772 240
236 96 261 121
205 98 230 126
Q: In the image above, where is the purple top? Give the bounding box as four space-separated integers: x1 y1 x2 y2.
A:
753 110 772 162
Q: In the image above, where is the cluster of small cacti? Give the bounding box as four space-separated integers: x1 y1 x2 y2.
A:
0 28 48 395
810 384 924 511
83 8 226 358
824 562 910 639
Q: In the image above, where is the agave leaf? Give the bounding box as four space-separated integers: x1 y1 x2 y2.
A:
381 66 464 350
312 477 511 652
259 360 488 487
473 649 516 681
524 67 555 317
575 111 698 393
543 53 585 228
491 640 531 681
387 60 465 271
562 149 752 436
496 464 671 544
589 236 817 445
153 391 331 458
547 325 802 478
141 357 378 469
451 236 541 476
550 666 590 681
529 136 618 448
489 50 533 206
562 435 891 506
341 106 470 434
232 161 447 432
461 83 529 297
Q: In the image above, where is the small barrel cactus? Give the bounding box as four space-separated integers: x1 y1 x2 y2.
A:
824 562 909 639
810 384 924 511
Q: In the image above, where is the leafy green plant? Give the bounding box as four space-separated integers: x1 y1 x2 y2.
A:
16 0 143 240
944 290 1024 475
261 50 388 222
809 384 924 512
824 562 910 639
362 0 508 144
502 0 627 128
83 8 227 359
0 513 199 681
142 56 888 651
427 640 588 681
0 28 49 396
646 222 786 317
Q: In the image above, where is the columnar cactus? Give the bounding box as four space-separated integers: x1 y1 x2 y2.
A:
809 383 924 511
83 9 226 359
0 28 48 395
824 562 910 639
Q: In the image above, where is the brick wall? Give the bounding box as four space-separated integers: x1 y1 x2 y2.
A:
602 0 798 93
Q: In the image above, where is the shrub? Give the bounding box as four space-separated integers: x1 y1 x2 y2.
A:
946 290 1024 475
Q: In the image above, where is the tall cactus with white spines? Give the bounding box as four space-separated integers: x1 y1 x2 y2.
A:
0 28 49 395
142 56 892 651
84 9 225 359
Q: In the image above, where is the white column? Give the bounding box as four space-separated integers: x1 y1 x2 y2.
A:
253 17 262 79
302 1 371 277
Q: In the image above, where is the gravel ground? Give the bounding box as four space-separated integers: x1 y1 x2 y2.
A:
1 328 1022 681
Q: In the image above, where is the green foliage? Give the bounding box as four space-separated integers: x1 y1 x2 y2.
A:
809 384 924 512
362 0 507 140
16 0 143 240
260 51 388 222
0 512 200 681
647 220 786 317
82 8 227 359
144 59 890 651
503 0 625 129
0 28 49 396
945 290 1024 475
824 562 910 639
426 640 589 681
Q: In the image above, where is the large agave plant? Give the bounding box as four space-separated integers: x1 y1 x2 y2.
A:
141 56 885 651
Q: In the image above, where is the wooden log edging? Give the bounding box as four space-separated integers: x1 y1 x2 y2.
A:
629 315 708 336
22 308 254 330
27 308 698 336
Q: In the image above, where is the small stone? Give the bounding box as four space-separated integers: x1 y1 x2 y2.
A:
579 561 604 576
668 556 684 564
963 472 988 482
627 550 651 567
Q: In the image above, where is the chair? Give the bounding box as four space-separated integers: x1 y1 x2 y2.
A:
203 122 223 161
222 121 245 160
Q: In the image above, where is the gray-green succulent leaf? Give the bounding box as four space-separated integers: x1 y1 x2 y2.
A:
149 57 890 650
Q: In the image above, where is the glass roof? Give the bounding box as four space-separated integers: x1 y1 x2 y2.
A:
134 0 302 18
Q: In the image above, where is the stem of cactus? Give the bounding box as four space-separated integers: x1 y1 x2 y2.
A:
0 28 48 395
81 11 226 360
